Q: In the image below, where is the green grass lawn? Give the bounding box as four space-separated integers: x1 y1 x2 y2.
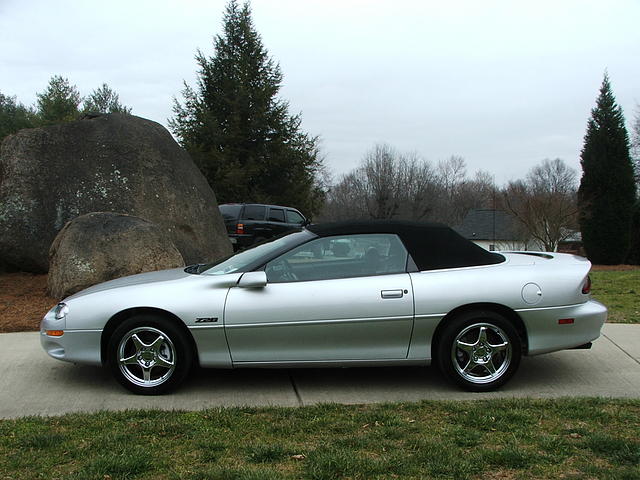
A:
591 269 640 323
1 398 638 480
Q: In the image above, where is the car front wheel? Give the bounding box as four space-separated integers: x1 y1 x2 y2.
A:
107 315 193 395
437 311 522 392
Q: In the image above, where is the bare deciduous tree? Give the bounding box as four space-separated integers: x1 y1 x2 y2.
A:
502 158 578 252
321 144 439 221
399 152 439 221
360 144 404 219
442 168 496 225
437 156 467 196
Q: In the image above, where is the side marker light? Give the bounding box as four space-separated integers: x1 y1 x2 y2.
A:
558 318 575 325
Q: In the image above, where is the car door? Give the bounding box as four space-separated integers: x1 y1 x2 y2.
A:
224 233 414 362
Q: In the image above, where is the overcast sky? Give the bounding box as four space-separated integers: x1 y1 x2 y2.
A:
1 0 639 185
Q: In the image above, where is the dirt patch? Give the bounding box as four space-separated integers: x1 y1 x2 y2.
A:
591 265 639 271
0 273 56 333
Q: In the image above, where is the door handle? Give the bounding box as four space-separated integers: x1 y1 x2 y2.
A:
381 289 404 299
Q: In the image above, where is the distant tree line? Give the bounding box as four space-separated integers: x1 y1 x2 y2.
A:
0 76 131 142
320 146 579 252
321 145 495 226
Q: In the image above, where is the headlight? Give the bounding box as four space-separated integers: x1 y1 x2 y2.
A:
54 303 69 319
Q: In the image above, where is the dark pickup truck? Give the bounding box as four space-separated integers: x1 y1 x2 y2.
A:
219 203 308 249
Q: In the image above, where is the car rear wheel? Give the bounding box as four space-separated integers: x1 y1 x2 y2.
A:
107 315 193 395
437 310 521 392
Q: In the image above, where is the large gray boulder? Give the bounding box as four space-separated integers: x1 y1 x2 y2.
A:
0 113 232 272
48 212 185 299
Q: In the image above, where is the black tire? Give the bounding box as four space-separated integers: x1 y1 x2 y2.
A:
436 310 521 392
107 314 193 395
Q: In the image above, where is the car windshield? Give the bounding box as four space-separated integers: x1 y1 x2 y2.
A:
200 230 314 275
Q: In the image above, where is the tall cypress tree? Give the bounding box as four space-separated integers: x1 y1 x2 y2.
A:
170 0 324 215
627 201 640 265
578 73 637 264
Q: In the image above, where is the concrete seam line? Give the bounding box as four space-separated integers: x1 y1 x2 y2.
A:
602 333 640 366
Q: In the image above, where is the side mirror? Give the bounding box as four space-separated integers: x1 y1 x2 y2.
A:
237 271 267 288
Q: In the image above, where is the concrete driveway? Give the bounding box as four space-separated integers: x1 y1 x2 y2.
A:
1 324 638 419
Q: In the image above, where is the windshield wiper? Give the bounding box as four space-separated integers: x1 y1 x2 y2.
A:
184 263 206 274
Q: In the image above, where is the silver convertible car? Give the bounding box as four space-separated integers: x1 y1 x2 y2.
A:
41 221 607 394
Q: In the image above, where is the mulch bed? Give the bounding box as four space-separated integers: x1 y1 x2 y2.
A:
590 264 638 271
0 273 56 333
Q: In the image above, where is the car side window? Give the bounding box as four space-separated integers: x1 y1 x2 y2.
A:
265 234 409 283
241 205 266 220
219 204 242 220
286 210 305 225
268 208 285 222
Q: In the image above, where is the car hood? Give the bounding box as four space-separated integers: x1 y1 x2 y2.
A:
65 267 192 301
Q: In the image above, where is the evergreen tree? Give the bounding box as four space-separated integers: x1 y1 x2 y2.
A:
36 75 82 125
169 0 324 215
577 73 637 264
627 201 640 265
630 107 640 264
83 83 131 114
631 105 640 185
0 92 36 142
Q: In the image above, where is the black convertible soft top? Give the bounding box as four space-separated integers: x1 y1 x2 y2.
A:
307 220 504 271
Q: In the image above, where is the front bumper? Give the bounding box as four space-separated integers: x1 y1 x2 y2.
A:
40 309 102 366
519 299 608 355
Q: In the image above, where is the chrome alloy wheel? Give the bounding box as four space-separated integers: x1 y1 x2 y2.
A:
117 327 176 388
451 322 512 384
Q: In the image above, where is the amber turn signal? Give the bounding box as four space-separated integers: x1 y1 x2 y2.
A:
46 330 64 337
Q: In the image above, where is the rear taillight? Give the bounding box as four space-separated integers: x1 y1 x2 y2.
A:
236 223 244 234
582 275 592 294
